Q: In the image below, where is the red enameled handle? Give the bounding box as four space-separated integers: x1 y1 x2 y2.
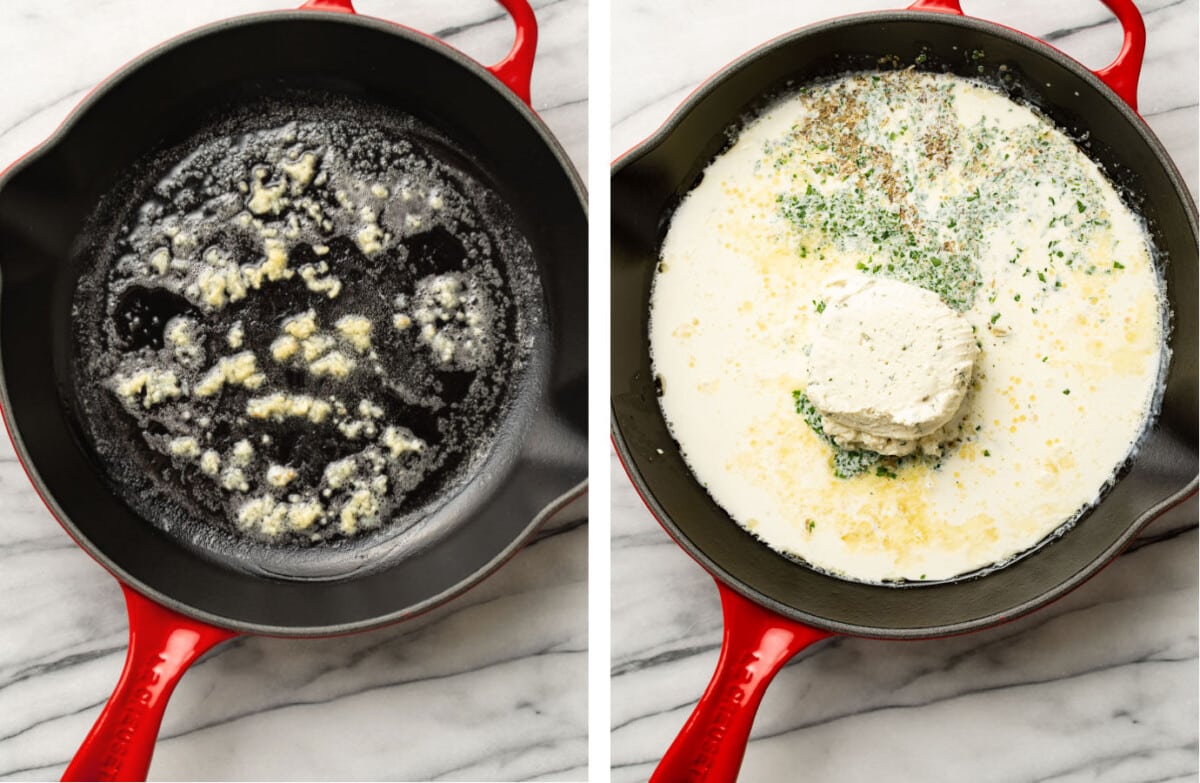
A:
907 0 1146 112
485 0 539 107
300 0 539 106
61 585 237 782
300 0 354 12
1090 0 1146 112
906 0 962 13
650 581 833 783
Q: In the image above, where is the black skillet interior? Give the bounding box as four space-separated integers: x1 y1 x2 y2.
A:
611 11 1198 638
0 12 587 634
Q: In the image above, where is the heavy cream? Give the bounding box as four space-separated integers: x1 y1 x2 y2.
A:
650 72 1165 583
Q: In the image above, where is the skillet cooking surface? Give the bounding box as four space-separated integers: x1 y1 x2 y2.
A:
72 91 543 579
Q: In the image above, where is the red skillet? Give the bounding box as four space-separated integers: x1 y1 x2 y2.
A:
610 0 1197 780
0 1 587 779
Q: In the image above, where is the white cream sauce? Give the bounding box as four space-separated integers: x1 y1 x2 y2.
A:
650 72 1165 583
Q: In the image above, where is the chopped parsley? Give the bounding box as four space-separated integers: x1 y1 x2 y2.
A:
793 391 936 479
777 188 982 311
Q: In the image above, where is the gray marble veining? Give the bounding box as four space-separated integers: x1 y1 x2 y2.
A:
610 1 1198 781
0 1 587 780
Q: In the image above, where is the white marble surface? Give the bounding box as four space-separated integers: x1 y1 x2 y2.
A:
0 2 587 781
611 1 1198 781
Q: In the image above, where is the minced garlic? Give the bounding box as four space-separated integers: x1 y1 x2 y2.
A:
149 248 171 275
248 170 288 215
266 464 298 487
335 315 373 353
245 393 333 423
227 322 245 349
281 152 318 192
199 450 221 477
283 310 318 340
298 264 342 298
300 334 335 363
323 457 356 490
194 352 266 397
381 426 424 458
271 335 299 362
114 369 181 409
168 436 201 459
231 439 255 467
308 350 355 379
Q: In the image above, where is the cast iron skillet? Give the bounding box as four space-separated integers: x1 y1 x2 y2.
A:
611 0 1197 780
0 1 586 779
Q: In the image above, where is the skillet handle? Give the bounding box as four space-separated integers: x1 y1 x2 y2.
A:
650 580 832 783
299 0 538 107
1091 0 1145 112
906 0 1146 112
300 0 354 10
485 0 539 107
61 585 237 782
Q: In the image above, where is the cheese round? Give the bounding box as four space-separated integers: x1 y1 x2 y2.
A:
806 275 978 455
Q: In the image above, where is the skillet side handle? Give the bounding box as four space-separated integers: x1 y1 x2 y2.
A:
298 0 537 107
907 0 1145 112
906 0 963 14
61 585 237 782
1092 0 1145 112
650 581 833 783
300 0 355 12
486 0 539 106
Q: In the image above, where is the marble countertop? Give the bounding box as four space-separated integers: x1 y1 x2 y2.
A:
0 1 586 781
611 1 1198 781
